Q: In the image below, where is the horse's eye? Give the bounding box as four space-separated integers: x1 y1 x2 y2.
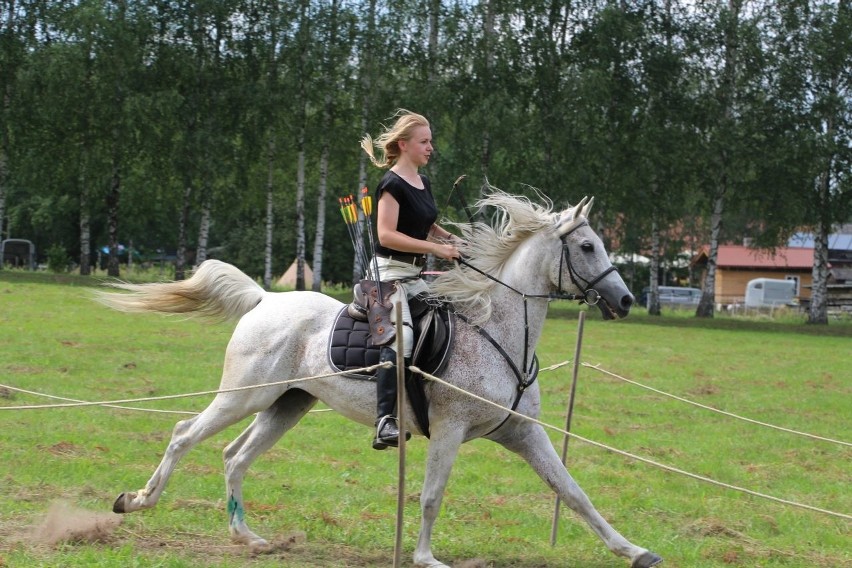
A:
581 242 594 252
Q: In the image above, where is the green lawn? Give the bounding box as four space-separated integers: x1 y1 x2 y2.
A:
0 271 849 567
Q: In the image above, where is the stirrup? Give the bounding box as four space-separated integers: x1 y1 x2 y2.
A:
372 415 410 450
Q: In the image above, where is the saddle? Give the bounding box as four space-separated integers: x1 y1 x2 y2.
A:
328 289 455 438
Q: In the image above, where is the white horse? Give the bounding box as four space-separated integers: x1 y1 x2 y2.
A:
98 191 662 568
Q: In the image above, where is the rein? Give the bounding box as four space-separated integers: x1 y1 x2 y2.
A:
451 219 619 437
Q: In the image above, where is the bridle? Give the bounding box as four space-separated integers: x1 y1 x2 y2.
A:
554 220 619 306
452 217 620 437
457 219 619 307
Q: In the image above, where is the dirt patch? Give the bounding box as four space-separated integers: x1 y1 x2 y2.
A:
456 560 490 568
688 382 719 396
41 441 84 458
31 501 122 546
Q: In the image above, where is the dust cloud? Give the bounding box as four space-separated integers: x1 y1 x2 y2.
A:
31 501 122 546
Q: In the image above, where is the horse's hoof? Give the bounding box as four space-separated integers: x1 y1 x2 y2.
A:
632 551 663 568
113 492 131 514
247 538 271 553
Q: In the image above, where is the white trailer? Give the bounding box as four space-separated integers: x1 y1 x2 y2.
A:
744 278 796 308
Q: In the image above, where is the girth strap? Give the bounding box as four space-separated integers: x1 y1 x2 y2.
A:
455 312 539 437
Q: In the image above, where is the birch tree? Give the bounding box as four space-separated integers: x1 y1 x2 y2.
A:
292 0 312 291
694 0 745 317
311 0 346 292
780 0 852 323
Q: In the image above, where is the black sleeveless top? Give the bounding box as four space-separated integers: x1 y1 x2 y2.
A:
374 170 438 257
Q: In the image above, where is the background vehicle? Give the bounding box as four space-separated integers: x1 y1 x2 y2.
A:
639 286 702 307
744 278 796 307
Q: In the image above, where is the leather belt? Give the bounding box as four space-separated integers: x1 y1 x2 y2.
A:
377 253 426 267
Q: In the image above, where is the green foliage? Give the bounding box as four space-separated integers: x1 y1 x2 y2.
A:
1 0 849 288
45 243 71 273
0 274 849 567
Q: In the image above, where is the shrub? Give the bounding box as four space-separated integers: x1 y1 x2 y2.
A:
46 244 70 273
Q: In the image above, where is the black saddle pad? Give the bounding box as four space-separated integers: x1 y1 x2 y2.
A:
327 310 382 378
327 305 454 379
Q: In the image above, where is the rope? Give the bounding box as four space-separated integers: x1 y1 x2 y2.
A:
539 359 572 373
0 360 571 416
409 365 852 522
0 384 337 416
584 363 852 448
0 384 198 415
0 363 391 411
2 358 847 519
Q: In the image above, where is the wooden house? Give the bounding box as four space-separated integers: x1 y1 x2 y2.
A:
690 245 813 306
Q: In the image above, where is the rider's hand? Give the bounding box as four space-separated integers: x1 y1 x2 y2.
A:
433 243 460 260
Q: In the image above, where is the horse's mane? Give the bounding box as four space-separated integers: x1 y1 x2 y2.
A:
429 188 559 325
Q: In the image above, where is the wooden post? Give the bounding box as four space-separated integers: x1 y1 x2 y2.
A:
392 302 406 567
550 310 586 546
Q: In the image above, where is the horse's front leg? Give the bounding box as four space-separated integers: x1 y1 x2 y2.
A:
224 389 317 551
413 425 465 568
495 422 662 568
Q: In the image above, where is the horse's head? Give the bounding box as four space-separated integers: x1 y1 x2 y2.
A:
553 197 634 320
430 189 633 326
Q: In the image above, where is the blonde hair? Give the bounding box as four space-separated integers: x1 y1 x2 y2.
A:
360 109 430 169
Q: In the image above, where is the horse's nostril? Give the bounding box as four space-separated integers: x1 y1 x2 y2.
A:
621 294 634 310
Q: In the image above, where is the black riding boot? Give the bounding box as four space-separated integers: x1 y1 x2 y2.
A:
373 347 411 450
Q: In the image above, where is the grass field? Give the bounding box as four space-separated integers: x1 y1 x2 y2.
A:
0 270 849 567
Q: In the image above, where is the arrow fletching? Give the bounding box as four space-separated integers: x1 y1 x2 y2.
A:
360 187 372 216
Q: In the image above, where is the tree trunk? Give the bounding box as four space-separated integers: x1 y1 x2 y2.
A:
0 42 10 253
310 0 344 292
175 184 191 281
428 0 440 85
808 221 830 325
696 190 725 317
808 169 832 325
295 125 307 291
312 144 328 292
263 137 275 290
106 167 121 278
355 111 369 283
294 0 309 292
353 0 376 284
0 132 7 246
696 0 741 318
0 80 10 249
79 184 91 276
480 0 495 179
312 93 333 292
648 219 661 316
196 191 211 267
807 39 843 323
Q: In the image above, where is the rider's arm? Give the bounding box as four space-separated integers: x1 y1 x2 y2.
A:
377 193 458 260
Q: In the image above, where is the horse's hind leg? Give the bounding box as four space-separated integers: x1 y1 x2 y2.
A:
413 426 465 568
495 423 662 568
224 388 317 550
113 392 267 515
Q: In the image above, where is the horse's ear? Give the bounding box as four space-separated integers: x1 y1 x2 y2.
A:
557 196 593 235
581 196 595 218
572 196 589 220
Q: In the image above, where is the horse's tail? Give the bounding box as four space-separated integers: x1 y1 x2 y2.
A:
95 260 265 322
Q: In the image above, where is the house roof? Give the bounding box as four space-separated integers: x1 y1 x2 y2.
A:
788 232 852 250
691 245 813 269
